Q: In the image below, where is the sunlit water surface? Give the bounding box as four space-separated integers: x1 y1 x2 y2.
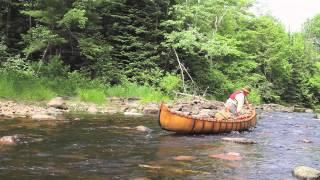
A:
0 112 319 179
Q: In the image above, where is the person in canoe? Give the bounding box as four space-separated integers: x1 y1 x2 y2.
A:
224 87 251 116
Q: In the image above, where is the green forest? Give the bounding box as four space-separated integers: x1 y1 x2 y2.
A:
0 0 319 107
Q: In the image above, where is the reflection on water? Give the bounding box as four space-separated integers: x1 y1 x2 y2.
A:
0 112 319 179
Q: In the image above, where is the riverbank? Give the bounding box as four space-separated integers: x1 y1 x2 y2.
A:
0 97 160 120
0 97 318 121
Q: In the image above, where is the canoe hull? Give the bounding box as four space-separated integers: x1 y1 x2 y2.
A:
159 103 256 134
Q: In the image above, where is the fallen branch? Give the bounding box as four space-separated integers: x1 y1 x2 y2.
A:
173 91 207 101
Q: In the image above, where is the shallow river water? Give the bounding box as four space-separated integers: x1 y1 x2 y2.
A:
0 112 319 179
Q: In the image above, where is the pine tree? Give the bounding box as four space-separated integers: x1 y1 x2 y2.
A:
103 0 171 85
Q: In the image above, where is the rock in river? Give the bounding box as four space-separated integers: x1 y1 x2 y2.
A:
31 114 57 120
209 152 243 161
135 125 152 132
173 156 195 161
124 112 143 116
292 166 320 180
0 135 19 145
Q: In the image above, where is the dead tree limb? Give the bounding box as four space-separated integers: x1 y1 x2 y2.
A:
36 43 49 74
180 63 195 84
173 48 186 93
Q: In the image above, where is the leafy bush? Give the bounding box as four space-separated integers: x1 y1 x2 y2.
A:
160 73 181 94
127 66 164 87
247 89 262 105
35 56 69 78
1 55 34 76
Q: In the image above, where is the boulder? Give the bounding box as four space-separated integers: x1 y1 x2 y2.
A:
294 106 307 113
46 107 64 116
87 105 98 113
143 107 159 115
292 166 320 180
305 109 314 113
47 97 67 110
108 97 124 103
128 108 138 113
143 103 159 115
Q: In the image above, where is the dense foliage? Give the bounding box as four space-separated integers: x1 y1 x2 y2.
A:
0 0 319 106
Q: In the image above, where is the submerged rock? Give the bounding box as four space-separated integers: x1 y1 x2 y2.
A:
173 156 195 161
139 164 162 169
300 139 313 143
292 166 320 180
124 112 143 116
221 137 257 144
132 177 150 180
209 152 243 161
0 135 19 145
135 125 152 132
31 114 57 120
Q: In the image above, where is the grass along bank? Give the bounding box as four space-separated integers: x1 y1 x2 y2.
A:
0 72 169 104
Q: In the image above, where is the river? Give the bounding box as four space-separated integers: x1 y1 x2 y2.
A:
0 112 319 179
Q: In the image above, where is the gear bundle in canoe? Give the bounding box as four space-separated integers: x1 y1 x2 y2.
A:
158 100 256 134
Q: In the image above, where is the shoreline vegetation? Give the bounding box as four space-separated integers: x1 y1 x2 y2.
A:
0 67 318 120
0 72 170 104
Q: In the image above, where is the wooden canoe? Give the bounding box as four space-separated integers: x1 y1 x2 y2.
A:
159 103 257 134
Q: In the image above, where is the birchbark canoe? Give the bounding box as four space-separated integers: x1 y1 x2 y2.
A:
159 103 257 134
